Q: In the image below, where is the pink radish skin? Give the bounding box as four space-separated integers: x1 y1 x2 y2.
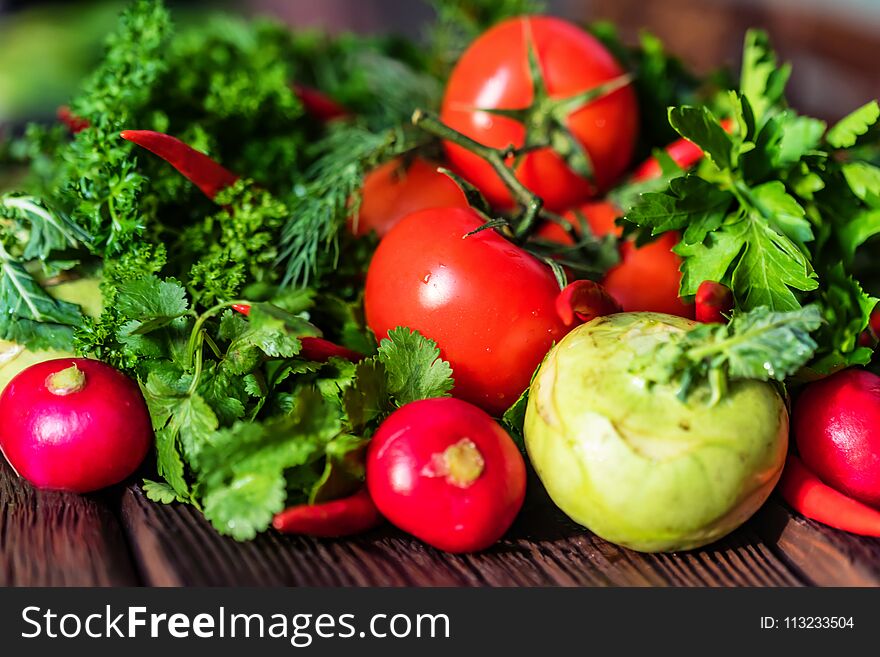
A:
0 358 153 493
794 369 880 508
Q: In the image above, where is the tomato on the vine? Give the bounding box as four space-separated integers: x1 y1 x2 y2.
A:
350 157 468 237
440 16 638 212
365 207 569 415
538 201 693 318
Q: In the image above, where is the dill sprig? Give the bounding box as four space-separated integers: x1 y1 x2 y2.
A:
278 122 429 287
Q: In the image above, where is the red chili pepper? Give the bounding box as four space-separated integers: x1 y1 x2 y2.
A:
57 106 90 134
272 488 382 537
292 83 350 122
695 280 734 323
120 129 240 200
779 454 880 537
633 119 735 182
231 303 363 363
230 303 252 316
555 280 622 326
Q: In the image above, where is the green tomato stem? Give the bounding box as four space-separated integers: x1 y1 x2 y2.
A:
411 109 544 241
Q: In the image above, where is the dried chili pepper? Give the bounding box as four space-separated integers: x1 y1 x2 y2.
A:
120 129 240 200
779 454 880 537
272 488 382 537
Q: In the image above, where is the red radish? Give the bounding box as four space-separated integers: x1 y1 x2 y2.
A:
367 397 526 553
0 358 153 493
695 280 734 323
793 369 880 508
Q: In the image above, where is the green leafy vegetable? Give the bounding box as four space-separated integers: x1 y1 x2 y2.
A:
377 326 455 405
635 305 822 403
624 29 879 372
826 101 880 149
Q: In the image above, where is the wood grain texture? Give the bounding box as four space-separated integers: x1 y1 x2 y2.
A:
755 499 880 587
120 483 807 587
0 457 138 586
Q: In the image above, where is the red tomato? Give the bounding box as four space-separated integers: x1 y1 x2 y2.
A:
536 200 621 242
538 201 693 318
441 16 638 211
365 207 568 415
606 235 693 317
350 157 468 237
367 397 526 553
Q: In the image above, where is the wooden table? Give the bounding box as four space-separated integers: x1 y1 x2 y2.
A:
2 457 879 587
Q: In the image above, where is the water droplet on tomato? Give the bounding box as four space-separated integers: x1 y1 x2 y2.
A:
422 273 432 284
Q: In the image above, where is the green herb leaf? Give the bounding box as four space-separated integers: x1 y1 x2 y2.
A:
739 29 791 126
624 174 733 244
342 359 389 432
635 305 822 402
142 479 182 504
826 101 880 149
197 386 340 540
377 327 454 405
668 106 736 170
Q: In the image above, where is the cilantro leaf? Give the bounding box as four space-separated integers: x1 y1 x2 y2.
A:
141 363 219 465
115 275 189 334
142 479 182 504
219 304 319 375
826 101 880 149
749 181 812 246
309 433 370 504
197 386 340 540
842 162 880 208
342 359 389 433
377 327 454 405
501 388 529 450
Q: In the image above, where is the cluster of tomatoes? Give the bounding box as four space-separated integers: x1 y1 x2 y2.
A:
361 16 700 416
340 17 719 552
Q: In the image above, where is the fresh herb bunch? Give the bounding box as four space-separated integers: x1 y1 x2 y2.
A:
623 30 880 374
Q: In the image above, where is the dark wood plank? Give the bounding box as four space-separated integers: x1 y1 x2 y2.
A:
754 498 880 587
0 457 139 586
120 482 806 587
